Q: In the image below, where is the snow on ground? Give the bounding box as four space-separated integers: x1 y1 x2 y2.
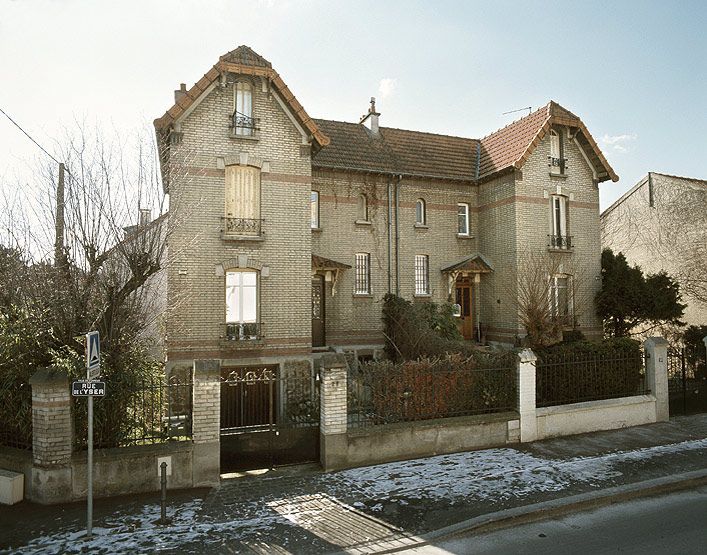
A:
11 437 707 554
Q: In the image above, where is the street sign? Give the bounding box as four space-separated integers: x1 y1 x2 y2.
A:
86 331 100 379
72 381 106 397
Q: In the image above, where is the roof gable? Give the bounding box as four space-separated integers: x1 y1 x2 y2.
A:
154 45 329 147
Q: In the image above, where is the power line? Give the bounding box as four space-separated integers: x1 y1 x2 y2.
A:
502 106 532 116
0 105 64 167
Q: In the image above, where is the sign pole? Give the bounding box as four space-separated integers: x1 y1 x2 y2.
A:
87 392 93 539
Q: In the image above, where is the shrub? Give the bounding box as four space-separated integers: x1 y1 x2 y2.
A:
535 338 644 407
683 325 707 380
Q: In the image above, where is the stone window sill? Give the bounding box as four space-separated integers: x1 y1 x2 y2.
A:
457 234 474 239
547 247 574 254
311 227 322 233
414 223 429 230
414 293 432 299
353 293 373 298
549 172 568 179
355 220 372 226
221 233 265 242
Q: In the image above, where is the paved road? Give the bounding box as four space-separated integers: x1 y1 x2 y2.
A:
412 486 707 554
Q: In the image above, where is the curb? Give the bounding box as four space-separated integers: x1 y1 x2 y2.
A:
375 469 707 554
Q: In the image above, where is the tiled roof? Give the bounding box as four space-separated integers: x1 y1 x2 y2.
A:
314 101 617 183
441 254 494 273
312 119 478 181
154 46 329 147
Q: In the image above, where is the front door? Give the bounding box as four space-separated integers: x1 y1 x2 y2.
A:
455 280 473 340
312 276 325 347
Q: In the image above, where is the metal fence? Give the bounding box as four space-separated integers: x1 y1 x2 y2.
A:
0 380 32 450
347 356 517 428
536 348 647 408
74 375 193 450
667 346 707 415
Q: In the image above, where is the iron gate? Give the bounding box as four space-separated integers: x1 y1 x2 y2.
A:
667 347 707 415
220 365 320 472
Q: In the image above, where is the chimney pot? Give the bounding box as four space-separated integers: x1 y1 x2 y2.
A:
175 83 187 103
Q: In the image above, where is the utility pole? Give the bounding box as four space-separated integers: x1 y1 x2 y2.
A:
54 162 65 267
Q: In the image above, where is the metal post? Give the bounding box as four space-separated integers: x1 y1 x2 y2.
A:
160 462 167 524
268 376 274 470
87 394 93 539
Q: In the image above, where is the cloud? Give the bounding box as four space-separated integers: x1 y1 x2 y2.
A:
378 78 397 100
600 133 637 153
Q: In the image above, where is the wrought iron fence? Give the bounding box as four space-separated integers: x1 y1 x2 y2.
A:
74 375 193 450
536 348 647 408
0 380 32 450
347 355 517 428
667 346 707 415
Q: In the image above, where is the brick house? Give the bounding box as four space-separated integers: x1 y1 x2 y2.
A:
601 172 707 327
154 45 618 377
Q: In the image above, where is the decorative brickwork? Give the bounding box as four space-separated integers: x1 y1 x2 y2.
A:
192 360 221 444
320 363 347 436
29 368 72 467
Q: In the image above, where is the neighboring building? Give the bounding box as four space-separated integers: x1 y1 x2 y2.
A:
601 172 707 327
153 45 618 376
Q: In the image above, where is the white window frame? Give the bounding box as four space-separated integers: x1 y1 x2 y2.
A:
226 270 258 324
354 253 371 295
311 191 320 229
415 198 426 225
234 81 254 136
457 203 470 235
358 194 369 222
414 254 430 295
551 195 568 238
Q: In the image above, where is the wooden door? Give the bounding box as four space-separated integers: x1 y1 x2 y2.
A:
455 282 473 340
312 276 325 347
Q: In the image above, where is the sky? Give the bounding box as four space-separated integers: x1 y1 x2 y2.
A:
1 0 706 212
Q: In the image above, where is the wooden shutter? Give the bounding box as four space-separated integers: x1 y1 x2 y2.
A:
225 166 260 219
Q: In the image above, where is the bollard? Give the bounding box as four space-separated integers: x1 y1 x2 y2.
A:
159 462 168 524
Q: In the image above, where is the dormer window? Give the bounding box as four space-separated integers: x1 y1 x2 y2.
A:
233 82 254 136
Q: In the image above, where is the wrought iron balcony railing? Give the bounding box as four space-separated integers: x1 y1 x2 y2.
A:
548 156 568 172
224 322 261 341
231 114 258 136
221 217 263 236
548 234 573 250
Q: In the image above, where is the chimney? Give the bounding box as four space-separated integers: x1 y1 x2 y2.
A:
174 83 187 103
359 97 380 136
139 208 151 227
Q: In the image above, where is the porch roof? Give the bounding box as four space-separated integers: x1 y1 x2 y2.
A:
441 253 493 274
312 254 351 270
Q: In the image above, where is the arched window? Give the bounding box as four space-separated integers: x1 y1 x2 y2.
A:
358 194 369 222
234 81 254 136
415 198 426 225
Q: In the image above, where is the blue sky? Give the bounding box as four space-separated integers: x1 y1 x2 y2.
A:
1 0 705 209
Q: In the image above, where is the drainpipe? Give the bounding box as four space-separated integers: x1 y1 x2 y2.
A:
394 175 402 295
387 178 392 294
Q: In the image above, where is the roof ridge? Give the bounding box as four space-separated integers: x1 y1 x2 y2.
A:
314 117 477 141
479 102 550 141
650 171 707 184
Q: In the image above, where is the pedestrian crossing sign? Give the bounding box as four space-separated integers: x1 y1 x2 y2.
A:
86 331 100 377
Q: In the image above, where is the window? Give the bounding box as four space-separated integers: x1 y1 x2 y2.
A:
225 165 261 235
226 270 258 339
457 203 470 235
415 198 426 225
550 275 571 323
550 195 569 248
414 255 430 295
549 129 565 173
311 191 320 229
354 253 370 294
234 82 254 136
358 194 369 221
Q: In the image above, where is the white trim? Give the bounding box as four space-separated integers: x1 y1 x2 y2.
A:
573 136 598 181
271 88 310 145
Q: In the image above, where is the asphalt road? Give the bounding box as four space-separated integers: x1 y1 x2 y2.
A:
409 486 707 555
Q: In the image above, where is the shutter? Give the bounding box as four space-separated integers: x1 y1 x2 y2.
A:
225 166 237 217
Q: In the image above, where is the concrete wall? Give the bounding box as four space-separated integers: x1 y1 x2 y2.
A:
0 448 32 501
536 395 657 440
343 413 518 469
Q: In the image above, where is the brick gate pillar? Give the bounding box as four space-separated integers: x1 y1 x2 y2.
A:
517 349 538 443
192 359 221 487
320 355 348 471
29 367 73 503
644 337 669 422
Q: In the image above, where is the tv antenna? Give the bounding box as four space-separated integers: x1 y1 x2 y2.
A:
502 106 532 116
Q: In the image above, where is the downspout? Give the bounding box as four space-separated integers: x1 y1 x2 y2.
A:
387 178 392 294
394 175 402 295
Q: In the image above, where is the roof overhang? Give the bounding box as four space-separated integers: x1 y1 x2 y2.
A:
441 253 493 274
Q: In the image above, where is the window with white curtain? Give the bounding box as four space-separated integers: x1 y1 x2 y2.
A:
226 270 258 323
225 165 260 233
234 81 254 136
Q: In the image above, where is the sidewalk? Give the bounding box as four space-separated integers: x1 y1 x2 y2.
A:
1 414 706 554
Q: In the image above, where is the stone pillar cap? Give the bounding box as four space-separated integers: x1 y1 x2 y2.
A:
517 348 537 363
30 367 69 386
645 336 669 347
319 353 348 370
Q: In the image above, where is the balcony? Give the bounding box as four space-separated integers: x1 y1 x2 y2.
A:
230 114 259 138
548 156 568 174
221 217 264 241
548 234 573 250
223 322 261 342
